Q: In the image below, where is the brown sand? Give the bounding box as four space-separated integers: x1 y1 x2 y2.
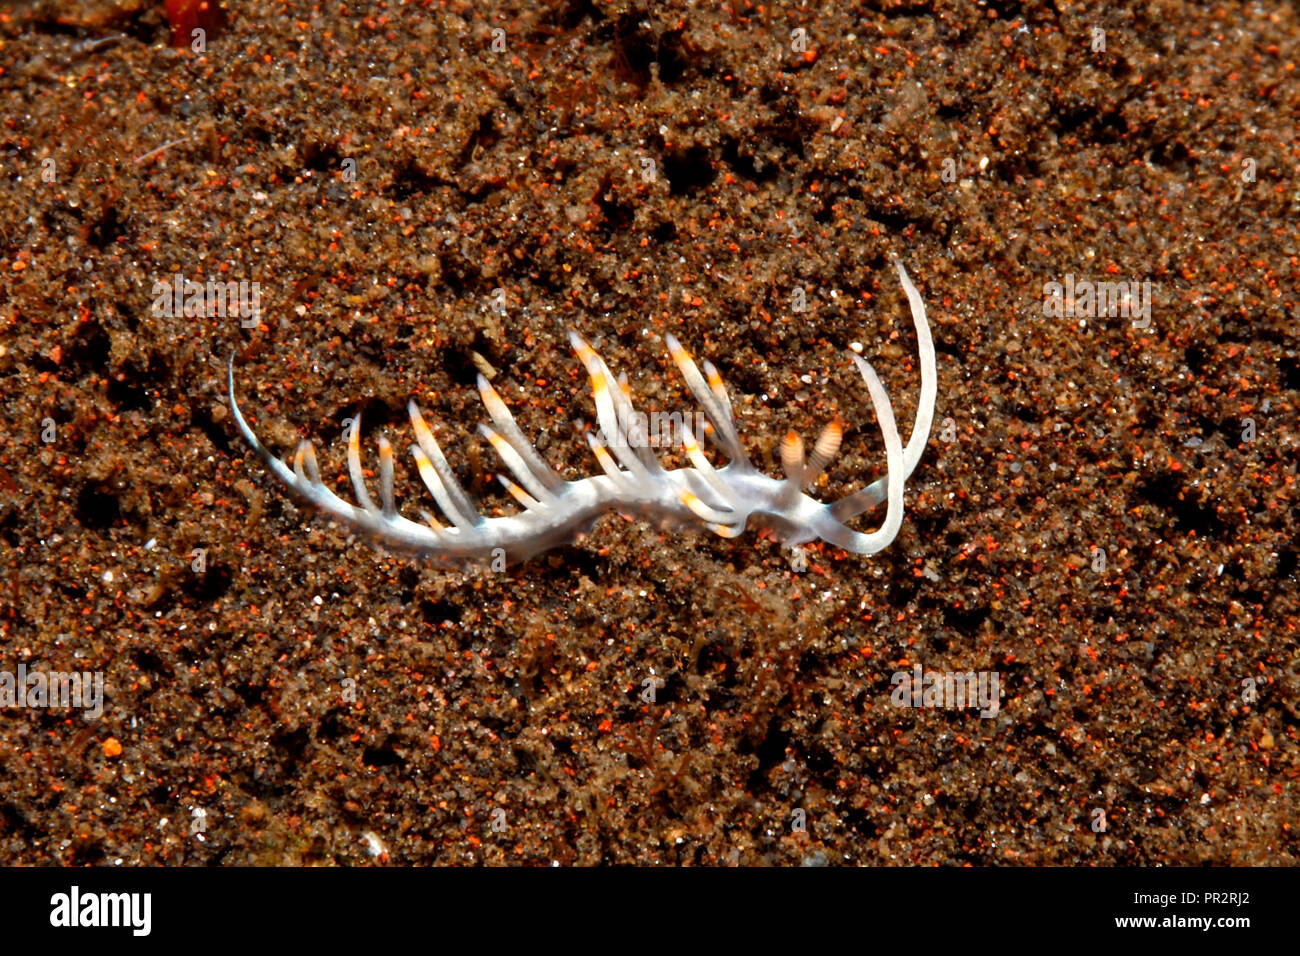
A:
0 0 1295 864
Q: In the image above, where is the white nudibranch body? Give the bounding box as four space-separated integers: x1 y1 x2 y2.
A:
228 261 937 567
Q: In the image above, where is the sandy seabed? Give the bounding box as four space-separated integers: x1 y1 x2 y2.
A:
0 0 1296 865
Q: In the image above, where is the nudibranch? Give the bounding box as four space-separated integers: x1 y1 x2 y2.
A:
229 261 936 567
